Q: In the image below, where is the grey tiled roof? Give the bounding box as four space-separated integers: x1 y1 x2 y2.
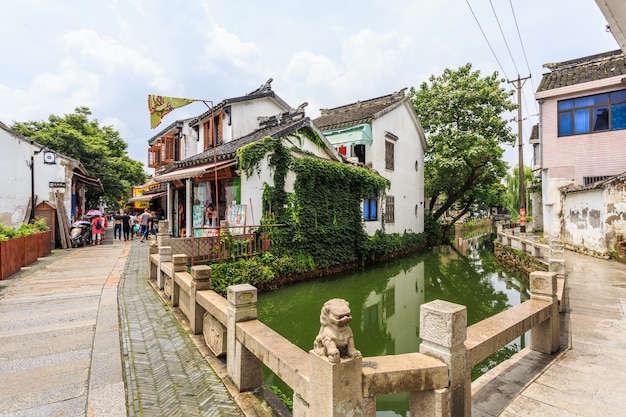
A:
147 118 195 145
190 78 290 126
165 116 314 170
313 89 407 130
537 49 626 92
561 171 626 193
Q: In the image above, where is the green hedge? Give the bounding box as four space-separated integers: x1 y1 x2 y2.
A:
0 218 49 241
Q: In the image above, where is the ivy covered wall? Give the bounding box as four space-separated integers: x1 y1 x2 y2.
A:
237 131 389 269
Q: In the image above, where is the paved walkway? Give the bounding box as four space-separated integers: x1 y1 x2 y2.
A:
4 228 626 417
120 236 242 417
0 229 242 417
473 249 626 416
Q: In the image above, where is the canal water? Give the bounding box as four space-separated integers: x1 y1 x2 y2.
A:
257 235 529 416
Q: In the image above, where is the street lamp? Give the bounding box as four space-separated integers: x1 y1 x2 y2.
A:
28 141 50 222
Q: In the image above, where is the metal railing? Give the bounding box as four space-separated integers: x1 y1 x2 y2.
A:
188 224 285 264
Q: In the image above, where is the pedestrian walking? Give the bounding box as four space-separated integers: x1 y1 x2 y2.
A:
91 215 104 245
113 211 123 240
140 209 153 242
138 208 148 239
121 210 131 241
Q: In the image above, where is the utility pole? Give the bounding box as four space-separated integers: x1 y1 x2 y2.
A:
509 75 531 233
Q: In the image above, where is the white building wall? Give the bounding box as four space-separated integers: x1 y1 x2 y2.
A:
229 99 289 143
0 128 73 228
365 104 424 236
182 121 199 160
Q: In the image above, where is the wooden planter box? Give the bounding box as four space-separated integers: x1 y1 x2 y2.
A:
0 232 52 280
24 234 39 266
37 231 52 258
0 237 25 280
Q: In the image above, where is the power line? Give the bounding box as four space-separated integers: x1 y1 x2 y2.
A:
465 0 510 81
467 0 538 154
508 0 539 125
489 0 521 76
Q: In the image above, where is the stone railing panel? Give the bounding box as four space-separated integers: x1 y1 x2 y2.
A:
361 353 448 397
236 319 311 401
465 299 553 366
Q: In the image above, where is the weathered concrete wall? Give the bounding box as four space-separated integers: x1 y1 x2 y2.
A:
562 178 626 256
562 188 607 254
605 180 626 247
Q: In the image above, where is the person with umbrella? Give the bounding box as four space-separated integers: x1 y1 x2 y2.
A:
91 213 105 245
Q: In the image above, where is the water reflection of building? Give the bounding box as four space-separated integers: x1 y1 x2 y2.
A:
361 261 425 355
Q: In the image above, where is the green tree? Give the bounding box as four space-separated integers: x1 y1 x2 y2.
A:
11 107 146 208
503 165 537 217
409 63 517 235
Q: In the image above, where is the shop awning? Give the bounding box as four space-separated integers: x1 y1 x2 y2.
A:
73 170 104 190
128 191 167 203
152 160 235 182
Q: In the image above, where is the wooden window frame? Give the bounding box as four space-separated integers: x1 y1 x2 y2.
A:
385 195 395 223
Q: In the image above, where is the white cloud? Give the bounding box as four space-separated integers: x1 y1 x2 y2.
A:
284 51 343 86
193 20 262 78
62 29 170 90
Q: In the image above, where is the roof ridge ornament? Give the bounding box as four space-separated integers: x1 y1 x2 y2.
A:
258 103 307 129
248 78 273 95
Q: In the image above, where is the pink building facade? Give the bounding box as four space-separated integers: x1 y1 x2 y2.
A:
534 50 626 254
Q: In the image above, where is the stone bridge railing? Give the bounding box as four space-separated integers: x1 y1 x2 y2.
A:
495 231 566 276
148 221 561 417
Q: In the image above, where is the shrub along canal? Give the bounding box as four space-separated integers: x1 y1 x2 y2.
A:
257 235 529 416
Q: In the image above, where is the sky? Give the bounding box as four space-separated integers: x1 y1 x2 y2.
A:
0 0 620 174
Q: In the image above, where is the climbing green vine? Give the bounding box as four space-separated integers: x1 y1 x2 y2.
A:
236 130 390 269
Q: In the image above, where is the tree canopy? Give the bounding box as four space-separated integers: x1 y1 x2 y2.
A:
11 107 146 209
503 165 538 217
409 63 517 233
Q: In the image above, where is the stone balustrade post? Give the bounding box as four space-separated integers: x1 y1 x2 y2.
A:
190 265 212 335
548 240 566 276
529 271 560 354
227 284 262 391
157 219 170 248
418 300 469 417
156 246 172 289
308 350 364 417
148 235 159 258
171 254 187 307
531 235 541 258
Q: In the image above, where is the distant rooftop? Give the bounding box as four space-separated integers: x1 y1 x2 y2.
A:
537 49 626 92
313 89 407 131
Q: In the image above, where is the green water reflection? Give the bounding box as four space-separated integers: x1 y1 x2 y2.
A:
257 236 529 416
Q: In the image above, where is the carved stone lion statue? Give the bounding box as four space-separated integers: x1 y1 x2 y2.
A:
313 298 361 363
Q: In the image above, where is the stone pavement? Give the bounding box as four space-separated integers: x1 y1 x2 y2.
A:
0 228 243 417
120 236 242 417
4 226 626 417
473 249 626 417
